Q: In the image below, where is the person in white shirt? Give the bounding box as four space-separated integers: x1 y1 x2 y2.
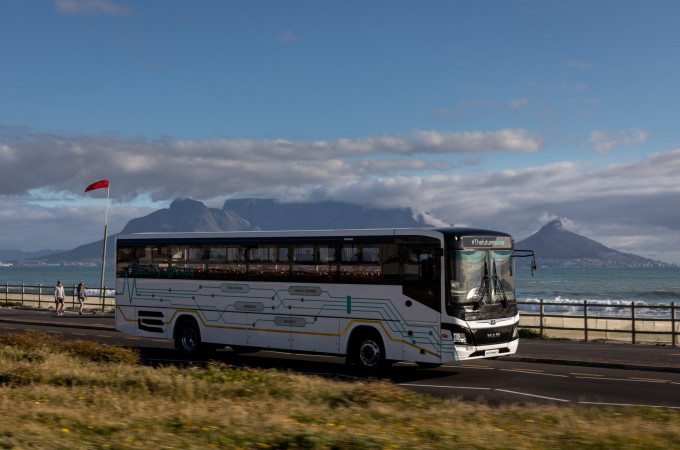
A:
76 282 87 315
54 281 65 317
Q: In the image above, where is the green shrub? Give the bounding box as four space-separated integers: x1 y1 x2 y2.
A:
519 328 543 339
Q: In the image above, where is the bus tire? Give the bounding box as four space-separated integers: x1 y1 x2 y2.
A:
175 317 203 356
349 328 386 372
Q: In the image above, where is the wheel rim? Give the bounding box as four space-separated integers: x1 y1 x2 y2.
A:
358 340 381 368
181 327 198 352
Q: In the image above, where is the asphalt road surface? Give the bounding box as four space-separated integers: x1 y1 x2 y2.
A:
2 308 680 408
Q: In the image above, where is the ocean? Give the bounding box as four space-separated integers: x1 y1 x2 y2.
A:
0 266 115 295
515 267 680 317
1 266 679 315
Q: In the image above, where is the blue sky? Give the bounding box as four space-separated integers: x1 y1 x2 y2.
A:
1 0 680 264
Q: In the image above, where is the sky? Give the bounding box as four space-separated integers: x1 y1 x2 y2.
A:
1 0 680 263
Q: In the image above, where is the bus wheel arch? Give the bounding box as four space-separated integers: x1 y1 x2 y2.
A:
347 326 387 372
174 315 202 356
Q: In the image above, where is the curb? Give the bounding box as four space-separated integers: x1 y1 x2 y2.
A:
502 355 680 374
0 317 115 332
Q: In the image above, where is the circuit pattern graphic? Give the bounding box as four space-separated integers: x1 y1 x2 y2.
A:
117 274 463 360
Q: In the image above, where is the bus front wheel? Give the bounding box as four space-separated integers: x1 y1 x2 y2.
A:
349 329 386 372
175 318 202 356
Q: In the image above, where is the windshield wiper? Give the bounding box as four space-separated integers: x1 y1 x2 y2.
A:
492 260 509 309
472 260 490 310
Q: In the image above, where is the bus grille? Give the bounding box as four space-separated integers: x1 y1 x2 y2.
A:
473 325 513 345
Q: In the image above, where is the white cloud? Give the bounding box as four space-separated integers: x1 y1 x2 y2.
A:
506 98 529 109
276 30 302 43
2 126 680 263
0 126 545 201
55 0 133 16
433 108 452 117
588 128 649 154
415 128 543 153
563 60 592 70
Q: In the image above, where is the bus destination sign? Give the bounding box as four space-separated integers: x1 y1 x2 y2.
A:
462 236 512 249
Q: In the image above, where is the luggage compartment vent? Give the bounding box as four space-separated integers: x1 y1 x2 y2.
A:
137 310 165 333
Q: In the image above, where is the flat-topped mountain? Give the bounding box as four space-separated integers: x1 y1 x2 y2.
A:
222 198 432 230
28 198 434 263
122 198 254 234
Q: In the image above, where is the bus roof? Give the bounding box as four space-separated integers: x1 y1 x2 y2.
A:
116 227 512 243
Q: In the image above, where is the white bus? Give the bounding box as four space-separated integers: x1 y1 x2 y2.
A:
115 228 535 371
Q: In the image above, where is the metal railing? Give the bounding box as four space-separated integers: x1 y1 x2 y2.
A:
1 283 115 312
518 299 678 346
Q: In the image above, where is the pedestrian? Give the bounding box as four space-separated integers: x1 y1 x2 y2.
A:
54 281 65 317
76 282 87 315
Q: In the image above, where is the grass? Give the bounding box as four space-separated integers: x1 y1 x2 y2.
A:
519 328 571 341
0 301 23 307
1 331 679 449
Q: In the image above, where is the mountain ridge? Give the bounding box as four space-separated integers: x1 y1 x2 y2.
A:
15 198 435 263
5 202 676 268
516 220 675 268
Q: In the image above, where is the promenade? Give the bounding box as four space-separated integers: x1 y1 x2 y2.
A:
2 307 679 373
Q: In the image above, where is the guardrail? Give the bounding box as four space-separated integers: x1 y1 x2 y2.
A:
1 283 114 312
518 299 678 346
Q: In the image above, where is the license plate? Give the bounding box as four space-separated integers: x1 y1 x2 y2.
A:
484 349 500 357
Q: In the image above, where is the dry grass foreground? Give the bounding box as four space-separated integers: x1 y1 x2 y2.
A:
0 332 679 449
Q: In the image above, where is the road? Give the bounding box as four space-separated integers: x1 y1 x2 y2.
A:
2 308 680 408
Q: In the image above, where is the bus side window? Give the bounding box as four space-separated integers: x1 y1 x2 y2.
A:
402 246 441 312
381 244 400 284
339 245 381 284
225 247 247 280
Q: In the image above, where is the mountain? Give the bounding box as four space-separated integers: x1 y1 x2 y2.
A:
28 198 434 263
27 201 671 268
517 220 675 268
0 249 63 261
222 198 433 230
122 198 255 234
34 199 256 263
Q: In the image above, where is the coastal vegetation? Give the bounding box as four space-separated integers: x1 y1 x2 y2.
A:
1 331 679 448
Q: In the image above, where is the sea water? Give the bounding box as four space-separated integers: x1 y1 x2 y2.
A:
0 266 115 296
516 267 680 317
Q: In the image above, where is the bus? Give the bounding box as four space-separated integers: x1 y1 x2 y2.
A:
115 228 536 371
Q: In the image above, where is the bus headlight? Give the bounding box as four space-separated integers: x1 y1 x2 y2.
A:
452 332 468 344
442 323 472 345
511 324 519 340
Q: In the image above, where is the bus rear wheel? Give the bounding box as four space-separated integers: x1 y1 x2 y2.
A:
175 318 202 356
349 329 386 372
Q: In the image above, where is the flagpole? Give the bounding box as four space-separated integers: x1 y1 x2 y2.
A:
99 185 109 311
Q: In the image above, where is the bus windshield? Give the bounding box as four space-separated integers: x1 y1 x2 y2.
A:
450 250 515 306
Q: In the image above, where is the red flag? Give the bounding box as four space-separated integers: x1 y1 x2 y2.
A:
85 180 110 192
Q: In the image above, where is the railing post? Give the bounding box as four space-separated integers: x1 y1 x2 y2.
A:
631 301 636 345
102 286 106 312
21 283 25 305
4 282 7 301
38 283 42 308
672 302 677 347
584 300 588 342
539 298 544 337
